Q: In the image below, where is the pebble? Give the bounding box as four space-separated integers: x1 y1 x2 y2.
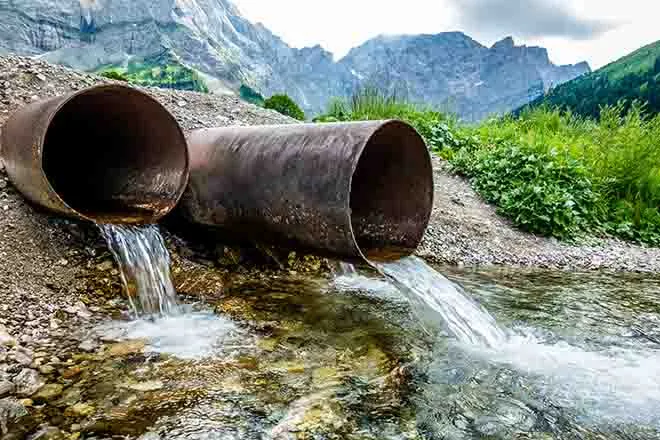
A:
12 368 44 396
77 340 97 352
10 347 33 366
0 325 16 347
67 402 95 417
0 397 27 434
39 365 55 375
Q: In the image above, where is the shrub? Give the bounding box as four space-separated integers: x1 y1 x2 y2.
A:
316 87 453 146
452 142 601 238
264 94 305 120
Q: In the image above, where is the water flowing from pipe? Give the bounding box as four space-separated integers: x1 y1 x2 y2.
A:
372 256 506 347
99 224 179 317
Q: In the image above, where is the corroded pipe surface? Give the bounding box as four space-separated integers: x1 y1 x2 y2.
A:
0 85 189 224
180 120 433 261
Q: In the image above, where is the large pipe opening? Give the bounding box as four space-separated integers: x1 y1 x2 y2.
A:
41 86 189 223
350 120 433 261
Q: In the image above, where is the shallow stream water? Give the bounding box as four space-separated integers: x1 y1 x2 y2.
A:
10 243 660 439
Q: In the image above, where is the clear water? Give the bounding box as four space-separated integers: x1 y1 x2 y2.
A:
374 256 506 347
11 254 660 439
99 224 179 316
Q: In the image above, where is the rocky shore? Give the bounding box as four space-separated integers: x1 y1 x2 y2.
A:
0 54 659 437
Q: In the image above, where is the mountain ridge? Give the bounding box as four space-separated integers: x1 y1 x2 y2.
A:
0 0 590 119
526 39 660 118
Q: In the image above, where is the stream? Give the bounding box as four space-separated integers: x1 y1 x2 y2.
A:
9 225 659 439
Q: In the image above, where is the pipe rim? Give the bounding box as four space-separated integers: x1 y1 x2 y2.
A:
347 119 434 262
37 84 190 224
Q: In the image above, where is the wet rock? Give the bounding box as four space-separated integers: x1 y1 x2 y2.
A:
0 397 27 435
106 340 145 357
12 368 44 397
65 402 95 417
96 260 114 272
77 340 97 353
39 365 55 375
10 346 33 366
33 383 63 402
126 380 164 392
0 380 14 397
27 426 65 439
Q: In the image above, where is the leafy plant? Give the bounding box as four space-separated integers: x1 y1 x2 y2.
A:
264 94 306 120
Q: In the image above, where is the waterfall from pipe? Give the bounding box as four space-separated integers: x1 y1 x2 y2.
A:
372 257 505 347
99 224 179 317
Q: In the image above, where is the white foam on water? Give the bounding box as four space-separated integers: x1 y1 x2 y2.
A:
465 330 660 425
98 308 248 360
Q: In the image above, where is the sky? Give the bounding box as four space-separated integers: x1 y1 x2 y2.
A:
232 0 660 70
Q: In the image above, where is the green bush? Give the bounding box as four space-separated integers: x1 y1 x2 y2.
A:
452 142 601 238
264 94 306 120
316 87 451 146
318 89 660 244
97 59 209 93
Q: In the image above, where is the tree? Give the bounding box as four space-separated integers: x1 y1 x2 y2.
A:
264 94 305 121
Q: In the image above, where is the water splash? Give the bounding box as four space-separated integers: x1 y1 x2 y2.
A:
97 306 248 360
99 224 179 317
373 256 506 347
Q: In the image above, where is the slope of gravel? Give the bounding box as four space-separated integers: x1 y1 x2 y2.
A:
416 157 660 272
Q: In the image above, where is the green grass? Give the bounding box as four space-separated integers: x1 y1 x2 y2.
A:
317 90 660 245
314 87 452 143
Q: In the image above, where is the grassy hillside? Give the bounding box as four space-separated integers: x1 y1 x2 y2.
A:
527 40 660 118
97 52 209 93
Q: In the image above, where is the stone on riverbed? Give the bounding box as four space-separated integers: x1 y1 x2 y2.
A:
0 397 28 435
12 368 44 397
33 383 63 402
0 380 14 397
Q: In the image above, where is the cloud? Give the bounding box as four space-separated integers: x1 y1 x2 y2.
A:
453 0 617 40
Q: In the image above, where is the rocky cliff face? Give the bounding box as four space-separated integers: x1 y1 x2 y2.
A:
0 0 589 119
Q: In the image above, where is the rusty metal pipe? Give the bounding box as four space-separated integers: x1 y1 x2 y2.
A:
0 85 189 224
179 120 434 262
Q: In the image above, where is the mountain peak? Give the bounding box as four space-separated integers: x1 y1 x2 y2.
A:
492 36 515 50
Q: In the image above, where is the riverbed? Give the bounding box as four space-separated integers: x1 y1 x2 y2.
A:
4 263 660 439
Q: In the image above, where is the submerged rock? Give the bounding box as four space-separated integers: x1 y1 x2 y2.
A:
12 368 44 397
33 383 63 402
0 380 14 398
0 397 27 435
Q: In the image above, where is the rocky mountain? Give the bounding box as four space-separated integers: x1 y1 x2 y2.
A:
0 0 589 119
